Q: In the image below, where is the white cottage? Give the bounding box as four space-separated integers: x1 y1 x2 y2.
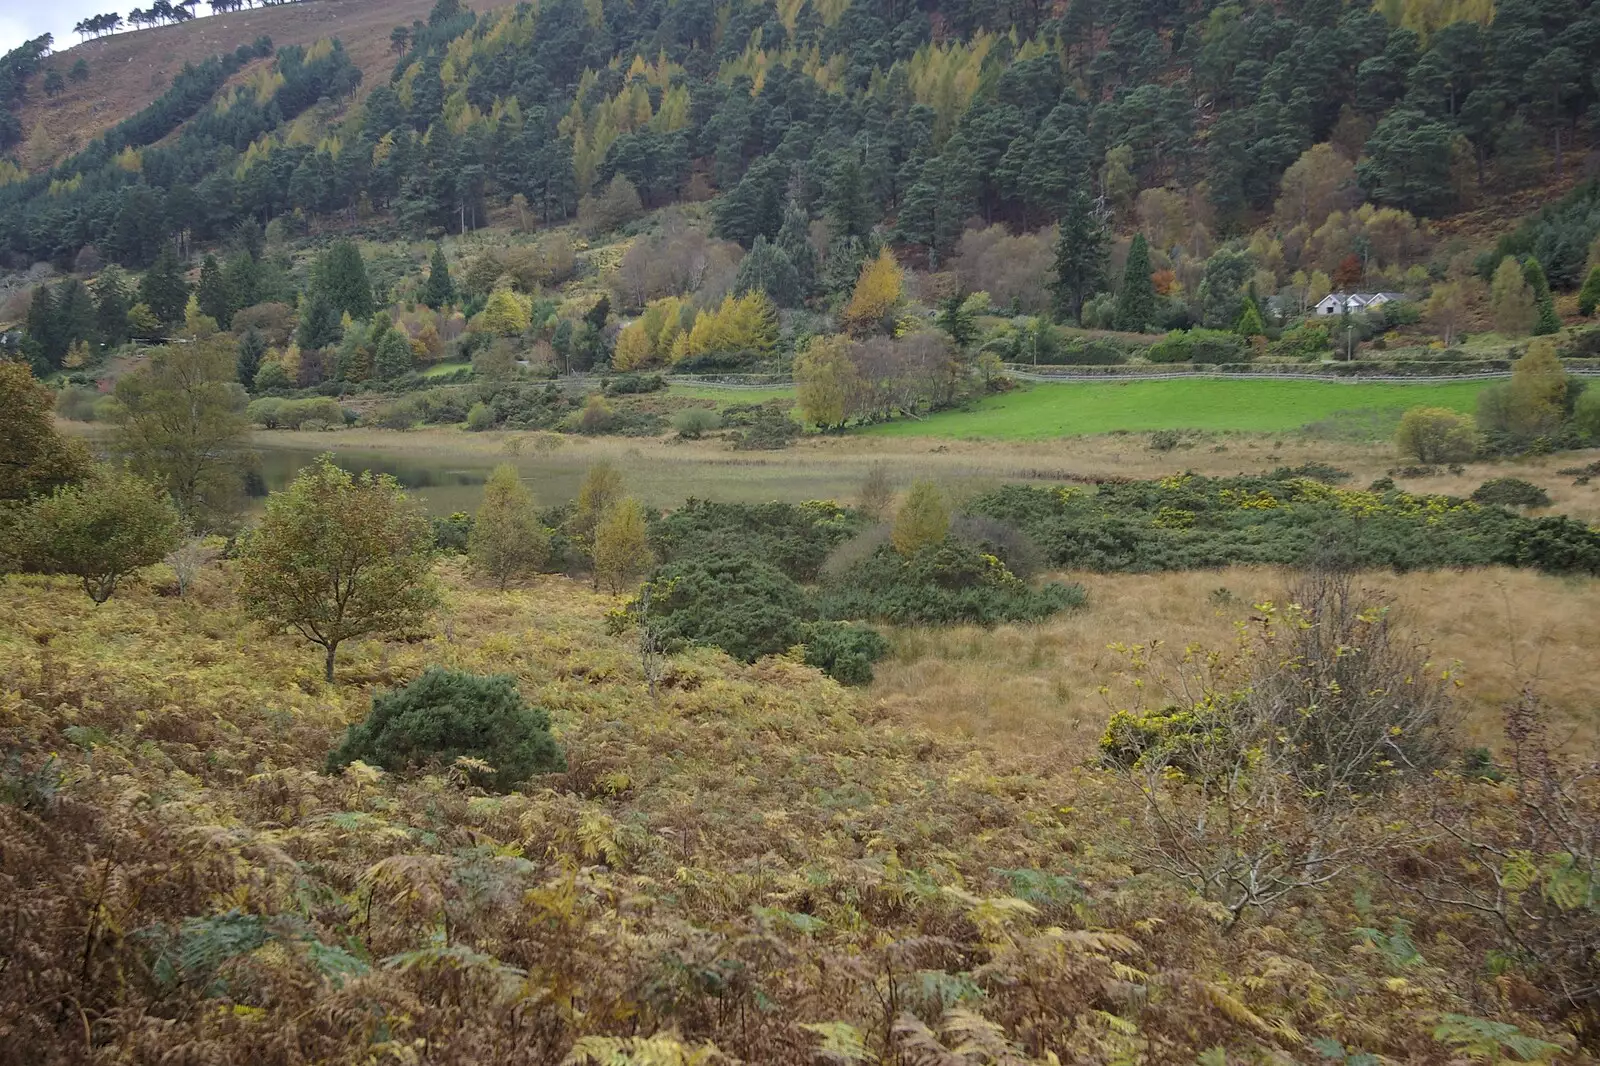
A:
1313 292 1407 316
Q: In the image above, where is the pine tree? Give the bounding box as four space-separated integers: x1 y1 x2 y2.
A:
139 245 191 325
775 195 817 299
733 235 801 308
423 245 455 309
296 292 344 351
94 265 134 347
373 323 415 380
1113 233 1156 333
1235 299 1266 338
936 293 978 350
1523 256 1560 336
197 254 233 330
313 241 376 320
1580 265 1600 318
1050 192 1108 325
236 329 267 388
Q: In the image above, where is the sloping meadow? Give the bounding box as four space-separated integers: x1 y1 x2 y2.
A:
0 559 1576 1063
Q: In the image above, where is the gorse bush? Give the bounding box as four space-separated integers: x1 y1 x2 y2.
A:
639 554 812 665
799 621 890 686
819 539 1085 626
651 499 862 582
327 668 563 791
967 474 1600 577
1471 477 1552 509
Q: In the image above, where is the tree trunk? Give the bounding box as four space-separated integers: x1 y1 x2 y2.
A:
324 643 337 683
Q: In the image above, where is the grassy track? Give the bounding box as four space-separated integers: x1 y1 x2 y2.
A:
861 378 1493 439
668 384 798 406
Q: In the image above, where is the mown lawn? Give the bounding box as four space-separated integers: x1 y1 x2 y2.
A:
862 377 1493 439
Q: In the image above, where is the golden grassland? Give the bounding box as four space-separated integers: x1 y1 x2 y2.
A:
0 554 1591 1061
876 565 1600 754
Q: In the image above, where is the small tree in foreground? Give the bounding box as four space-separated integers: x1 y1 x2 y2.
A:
236 456 439 682
327 668 563 791
468 464 549 589
23 467 181 603
1395 406 1478 463
1101 567 1454 926
593 497 653 593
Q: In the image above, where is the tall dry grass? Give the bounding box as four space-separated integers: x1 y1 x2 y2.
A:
872 566 1600 756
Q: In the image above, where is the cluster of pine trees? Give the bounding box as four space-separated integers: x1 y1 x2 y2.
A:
3 0 1599 279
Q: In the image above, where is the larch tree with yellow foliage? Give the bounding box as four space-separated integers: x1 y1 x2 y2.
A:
840 249 904 337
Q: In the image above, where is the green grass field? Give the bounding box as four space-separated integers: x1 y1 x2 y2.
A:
861 378 1494 440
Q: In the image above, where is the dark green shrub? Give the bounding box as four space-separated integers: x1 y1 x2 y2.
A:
818 539 1085 626
642 555 812 662
432 511 473 553
731 405 800 450
1470 477 1551 509
800 621 890 685
604 372 665 395
327 669 564 791
1189 329 1251 364
651 499 863 582
1145 328 1247 365
964 474 1600 577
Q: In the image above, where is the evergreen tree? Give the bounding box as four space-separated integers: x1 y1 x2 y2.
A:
826 154 875 243
236 329 266 388
54 280 99 357
422 245 455 309
94 266 134 347
139 246 191 326
775 195 817 299
936 293 978 350
222 252 263 313
1523 256 1561 336
196 253 233 330
313 241 376 320
23 284 58 372
1050 192 1109 325
732 235 801 308
373 323 415 380
1113 234 1157 333
1580 265 1600 318
296 292 344 351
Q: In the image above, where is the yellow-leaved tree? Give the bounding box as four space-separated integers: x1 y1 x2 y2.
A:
794 334 859 430
675 291 778 363
571 460 625 570
840 248 904 337
468 464 549 589
891 480 949 555
593 496 653 593
480 285 532 336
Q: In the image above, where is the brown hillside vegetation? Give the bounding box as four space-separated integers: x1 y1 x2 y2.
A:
15 0 439 170
0 562 1589 1062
